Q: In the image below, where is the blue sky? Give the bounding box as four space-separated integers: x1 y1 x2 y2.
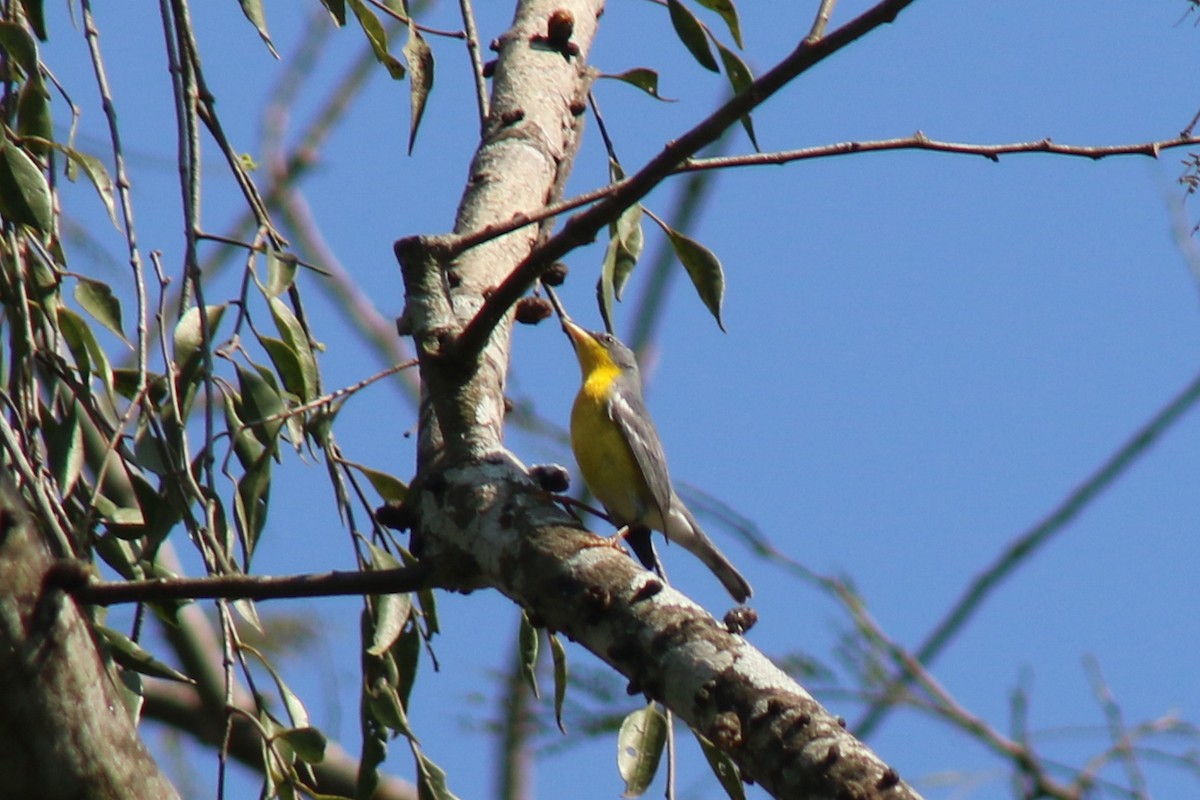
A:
40 1 1200 798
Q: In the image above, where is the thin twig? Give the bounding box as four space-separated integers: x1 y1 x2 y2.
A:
70 563 433 606
458 0 490 130
806 0 838 41
854 367 1200 737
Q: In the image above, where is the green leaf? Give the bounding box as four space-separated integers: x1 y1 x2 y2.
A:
264 246 298 297
97 624 195 683
0 21 39 74
519 611 539 699
173 303 226 371
268 295 318 402
695 0 743 48
61 146 118 227
237 0 280 59
319 0 346 26
651 219 726 331
403 23 433 155
74 276 126 342
0 136 52 232
17 75 52 153
603 68 674 101
414 748 460 800
236 362 286 447
367 592 412 657
346 0 406 79
714 40 758 150
275 727 327 764
19 0 46 40
549 632 568 734
666 0 718 72
598 161 643 331
243 644 310 728
45 401 85 496
57 306 115 397
349 462 409 504
617 704 668 797
695 731 746 800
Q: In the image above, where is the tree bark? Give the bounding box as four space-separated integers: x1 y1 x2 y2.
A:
0 477 181 800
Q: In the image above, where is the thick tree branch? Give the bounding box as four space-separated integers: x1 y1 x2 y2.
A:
456 0 922 360
0 478 181 800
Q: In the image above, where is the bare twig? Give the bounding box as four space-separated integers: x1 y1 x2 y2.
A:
71 562 433 606
854 367 1200 737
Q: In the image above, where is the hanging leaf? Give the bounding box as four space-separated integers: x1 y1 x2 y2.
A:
695 731 747 800
19 0 46 40
236 0 279 59
714 40 759 151
275 727 327 764
268 296 319 402
173 303 226 371
603 68 675 102
598 160 644 331
74 276 126 342
414 748 461 800
403 23 434 154
695 0 743 48
0 137 52 232
666 0 718 72
61 145 118 227
17 74 52 153
617 704 668 797
348 461 409 503
647 215 727 331
519 611 540 698
549 632 568 734
318 0 346 26
0 21 39 74
264 246 298 298
96 625 195 683
346 0 406 79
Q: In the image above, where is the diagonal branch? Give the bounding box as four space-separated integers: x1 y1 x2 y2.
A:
456 0 922 360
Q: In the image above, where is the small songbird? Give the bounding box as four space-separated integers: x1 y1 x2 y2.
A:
563 319 752 603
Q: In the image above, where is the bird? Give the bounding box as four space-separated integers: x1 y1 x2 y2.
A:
562 318 752 603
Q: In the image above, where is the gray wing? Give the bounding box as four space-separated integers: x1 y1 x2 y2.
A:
607 384 673 526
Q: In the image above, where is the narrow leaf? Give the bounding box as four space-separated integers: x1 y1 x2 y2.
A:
715 40 759 150
617 704 668 796
695 0 743 48
237 0 279 58
349 461 409 503
97 624 195 683
519 612 539 698
0 21 39 73
403 23 434 154
549 632 568 734
603 68 675 102
173 303 226 370
19 0 47 41
268 296 318 402
695 731 746 800
61 146 118 227
264 246 298 297
666 0 718 72
276 727 327 764
367 592 412 657
0 137 52 231
17 75 52 153
74 276 126 341
650 218 726 331
414 748 461 800
346 0 406 79
320 0 346 26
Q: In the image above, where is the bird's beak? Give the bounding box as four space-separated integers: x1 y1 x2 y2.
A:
562 318 588 349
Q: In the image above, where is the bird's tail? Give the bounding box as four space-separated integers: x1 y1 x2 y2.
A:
664 499 753 603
